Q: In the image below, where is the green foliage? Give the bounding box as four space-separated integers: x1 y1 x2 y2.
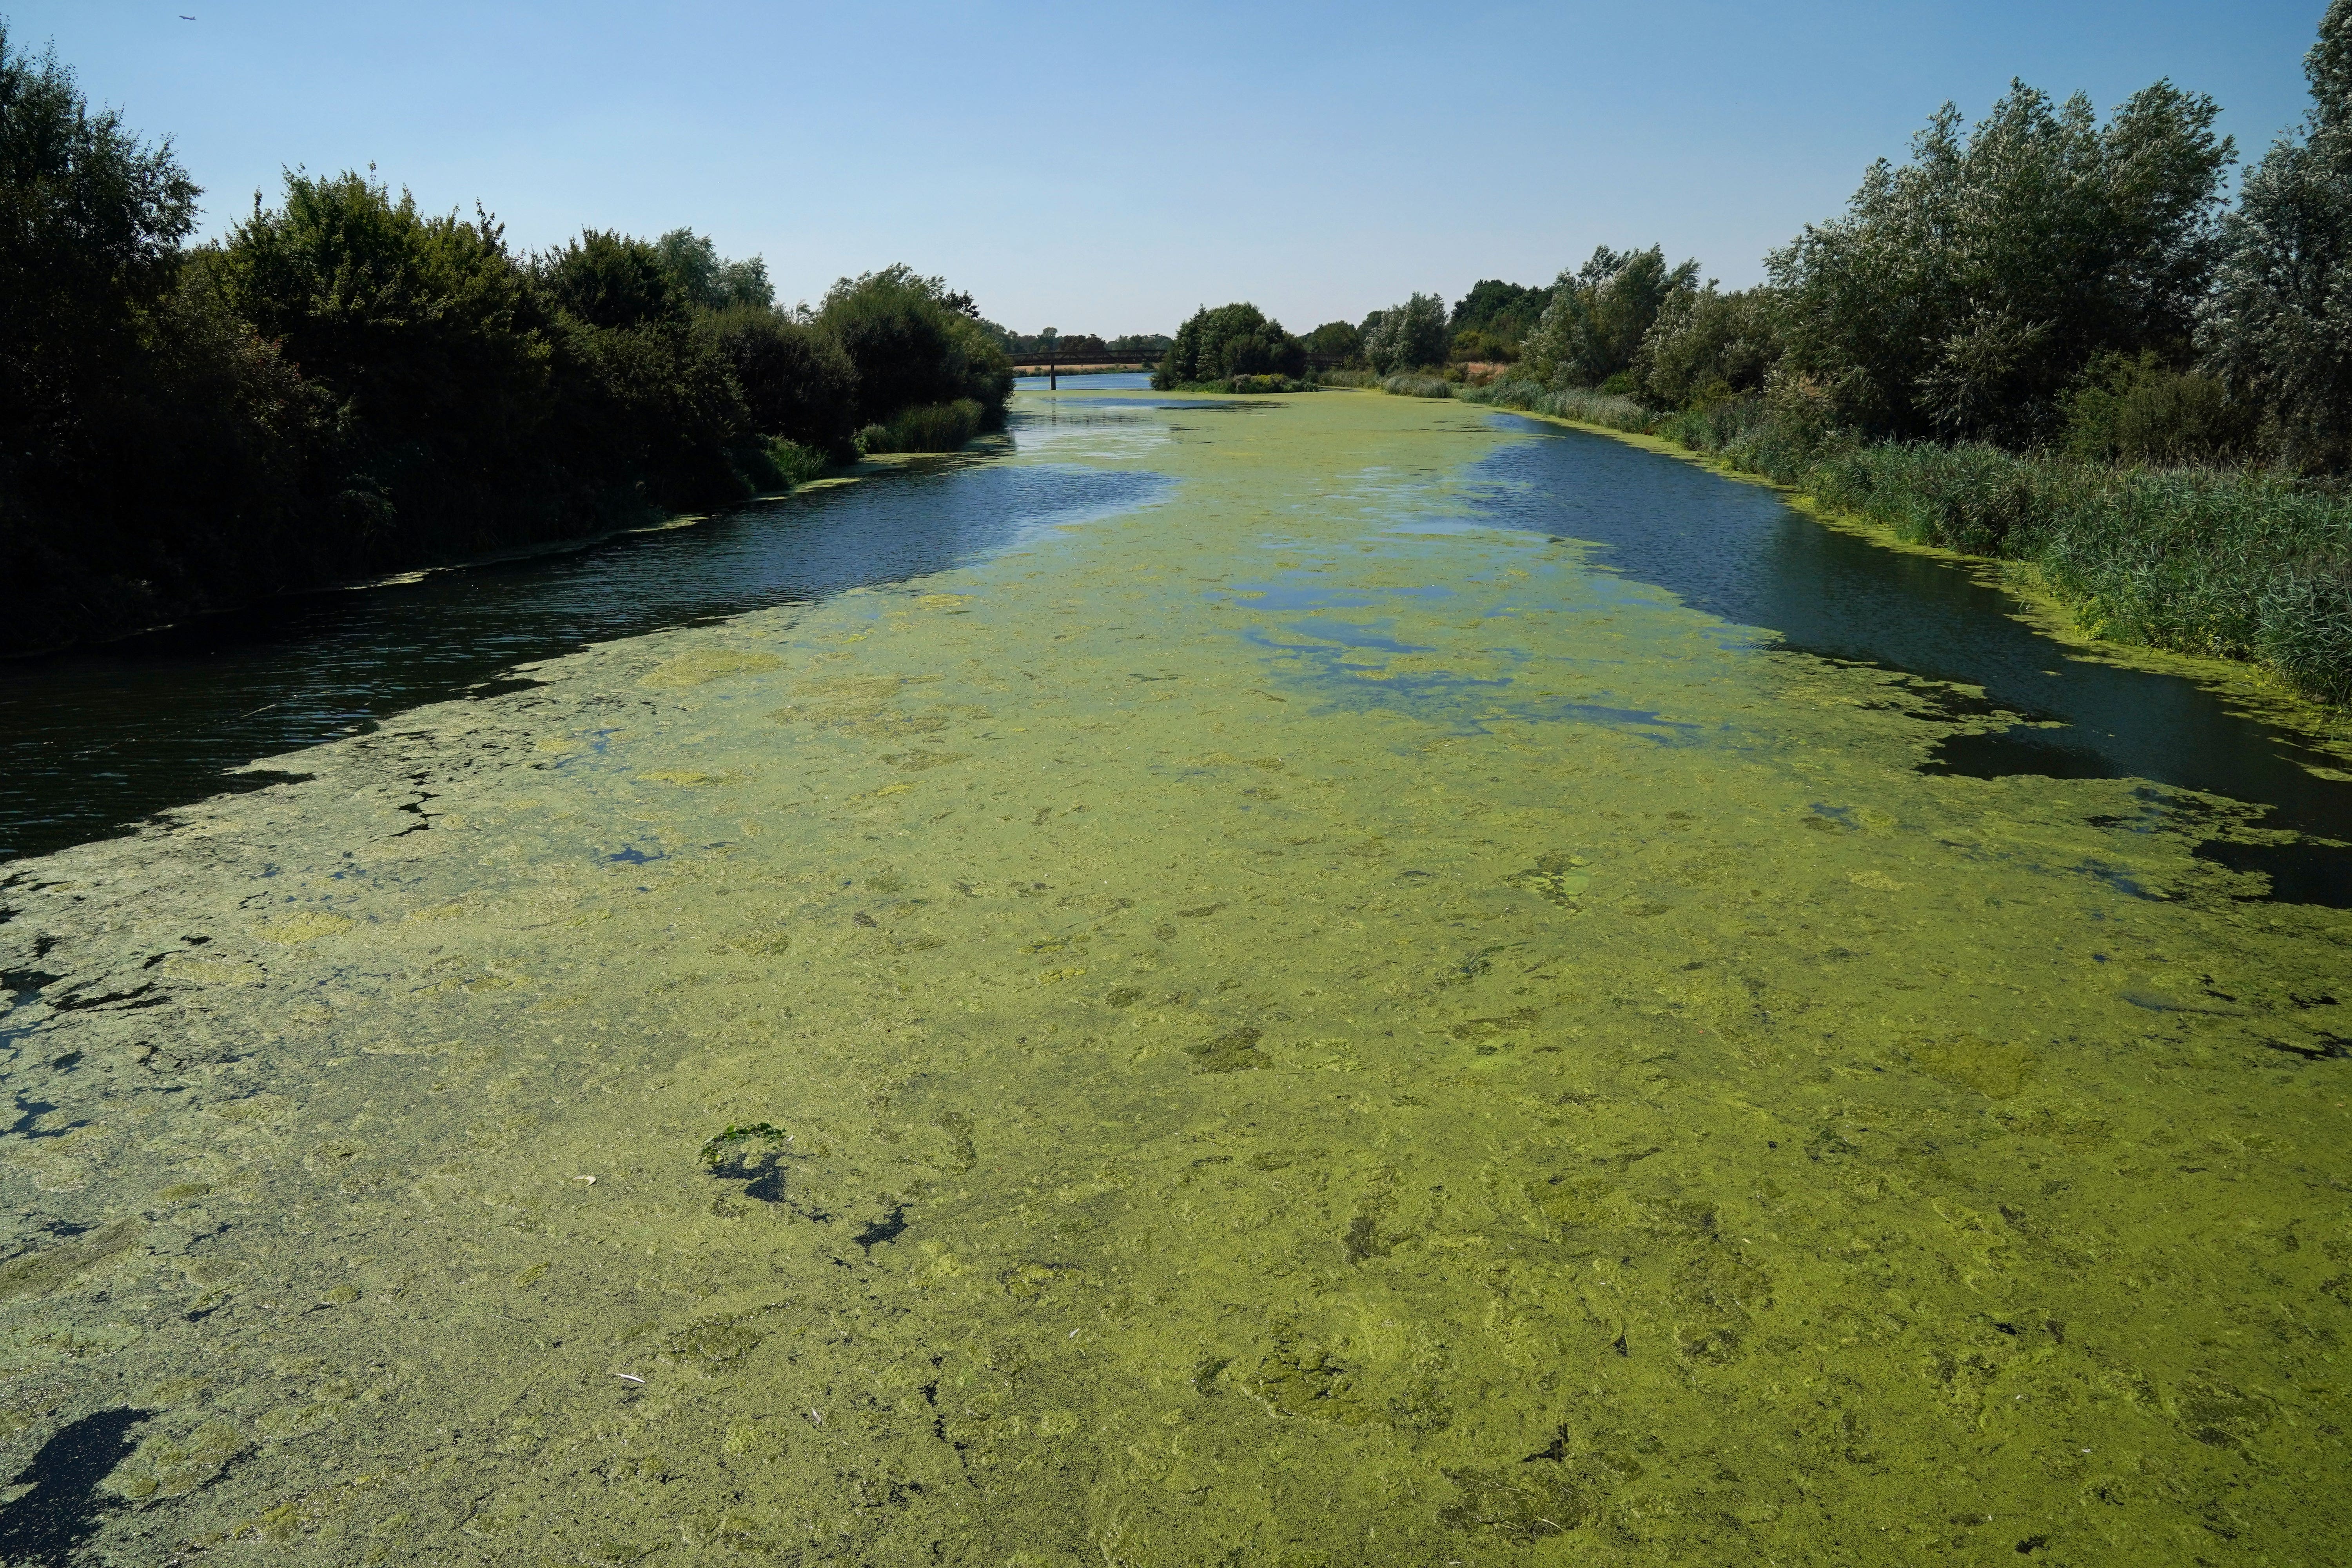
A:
2060 352 2253 465
2199 0 2352 469
860 398 987 454
1381 373 1454 399
1807 444 2352 699
1446 374 2352 701
818 264 1011 426
752 436 828 490
1300 319 1363 365
697 304 858 456
1449 327 1518 363
0 22 199 461
653 228 773 311
1521 246 1699 391
1634 285 1785 409
1448 279 1553 345
213 171 553 457
0 22 1003 653
1771 80 2235 442
1455 378 1656 434
1155 302 1305 388
1362 292 1450 374
1313 368 1381 388
537 229 684 330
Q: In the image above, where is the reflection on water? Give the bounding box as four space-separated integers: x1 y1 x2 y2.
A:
1470 415 2352 903
0 462 1165 862
1011 371 1155 391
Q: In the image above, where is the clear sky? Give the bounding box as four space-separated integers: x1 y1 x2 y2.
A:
8 1 2332 338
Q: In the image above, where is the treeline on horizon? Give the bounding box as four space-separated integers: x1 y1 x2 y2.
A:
1162 5 2352 702
0 23 1017 657
1003 330 1171 360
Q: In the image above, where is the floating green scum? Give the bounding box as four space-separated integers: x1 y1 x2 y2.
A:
0 385 2347 1564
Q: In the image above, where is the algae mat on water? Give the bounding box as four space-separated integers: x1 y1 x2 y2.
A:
0 387 2347 1565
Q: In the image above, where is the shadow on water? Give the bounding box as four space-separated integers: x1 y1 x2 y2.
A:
1472 415 2352 906
0 1408 149 1566
0 461 1165 863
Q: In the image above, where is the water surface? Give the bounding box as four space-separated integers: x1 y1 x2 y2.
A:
0 388 2345 1566
0 462 1162 862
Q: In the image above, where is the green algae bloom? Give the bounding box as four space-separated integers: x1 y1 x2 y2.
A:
0 387 2347 1564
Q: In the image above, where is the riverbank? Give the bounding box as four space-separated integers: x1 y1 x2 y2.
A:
5 35 1013 661
1431 379 2352 709
2 386 2347 1563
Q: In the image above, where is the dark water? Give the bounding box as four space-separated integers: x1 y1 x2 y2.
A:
1472 416 2352 906
0 461 1164 863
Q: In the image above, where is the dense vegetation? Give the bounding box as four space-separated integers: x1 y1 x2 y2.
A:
1001 330 1170 360
0 26 1010 655
1373 7 2352 703
1153 303 1307 389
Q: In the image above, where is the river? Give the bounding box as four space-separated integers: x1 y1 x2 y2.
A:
0 385 2345 1564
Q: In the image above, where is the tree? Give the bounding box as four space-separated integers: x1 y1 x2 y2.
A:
1299 319 1363 366
816 264 1011 424
2199 0 2352 467
1361 292 1449 374
1634 285 1786 408
1448 279 1552 344
537 229 684 330
1520 246 1699 390
655 228 774 312
214 170 556 517
1154 303 1304 387
0 24 199 468
698 305 858 455
1772 80 2234 443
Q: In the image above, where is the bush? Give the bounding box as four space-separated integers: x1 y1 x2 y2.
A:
2060 352 2254 466
818 265 1011 428
698 304 859 457
860 398 985 454
1636 285 1785 408
749 436 828 490
1314 368 1380 388
1804 444 2352 699
1381 373 1454 398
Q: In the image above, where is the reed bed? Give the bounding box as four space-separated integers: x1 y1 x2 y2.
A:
1432 379 2352 703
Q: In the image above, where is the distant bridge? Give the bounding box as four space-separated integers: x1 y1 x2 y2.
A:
1007 348 1162 385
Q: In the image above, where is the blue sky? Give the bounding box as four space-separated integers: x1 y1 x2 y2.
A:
10 2 2330 337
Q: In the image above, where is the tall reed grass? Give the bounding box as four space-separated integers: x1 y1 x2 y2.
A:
756 437 829 490
1423 377 2352 703
1457 379 1650 433
1379 374 1454 399
859 398 985 454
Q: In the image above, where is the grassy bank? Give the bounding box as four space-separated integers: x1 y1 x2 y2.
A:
1450 379 2352 705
